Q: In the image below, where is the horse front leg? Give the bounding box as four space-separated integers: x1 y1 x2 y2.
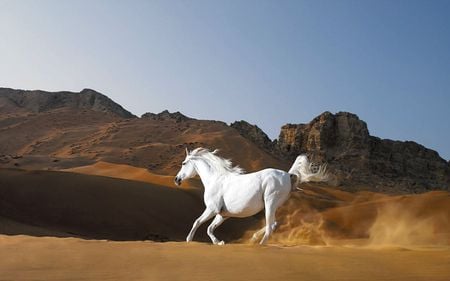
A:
207 214 228 245
186 208 215 243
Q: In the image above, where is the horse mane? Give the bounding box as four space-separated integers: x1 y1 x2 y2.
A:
189 147 244 175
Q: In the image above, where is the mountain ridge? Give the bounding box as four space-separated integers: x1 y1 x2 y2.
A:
1 87 448 193
0 87 136 118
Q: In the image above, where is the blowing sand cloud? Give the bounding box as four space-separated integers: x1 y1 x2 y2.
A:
243 189 450 247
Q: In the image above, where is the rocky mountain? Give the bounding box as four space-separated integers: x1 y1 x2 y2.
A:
0 88 135 118
1 87 448 193
274 112 449 192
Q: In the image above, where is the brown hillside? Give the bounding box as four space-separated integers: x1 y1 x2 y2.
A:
0 88 286 175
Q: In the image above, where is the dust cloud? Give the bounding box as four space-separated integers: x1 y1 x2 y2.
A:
368 196 449 246
243 188 450 247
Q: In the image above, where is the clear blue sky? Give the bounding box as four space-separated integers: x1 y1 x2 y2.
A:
1 0 449 160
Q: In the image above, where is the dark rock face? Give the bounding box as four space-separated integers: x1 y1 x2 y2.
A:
278 112 370 160
0 88 135 118
141 110 191 122
277 111 449 192
230 120 275 153
368 138 449 191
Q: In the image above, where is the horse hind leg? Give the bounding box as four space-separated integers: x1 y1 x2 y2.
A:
259 204 276 245
251 222 277 242
251 226 266 242
207 214 228 245
260 187 290 245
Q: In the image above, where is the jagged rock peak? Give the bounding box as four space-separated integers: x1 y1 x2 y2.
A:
0 87 136 118
141 110 192 122
230 120 275 152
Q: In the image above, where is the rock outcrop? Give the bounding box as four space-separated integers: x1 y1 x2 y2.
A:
141 110 191 122
278 112 370 159
277 111 449 192
230 120 275 153
0 88 135 118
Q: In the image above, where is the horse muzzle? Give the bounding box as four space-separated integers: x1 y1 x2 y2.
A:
174 176 182 186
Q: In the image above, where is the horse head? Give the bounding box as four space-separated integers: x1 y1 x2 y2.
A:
174 148 198 186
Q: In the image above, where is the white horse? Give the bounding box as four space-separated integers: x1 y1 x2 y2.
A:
174 147 329 245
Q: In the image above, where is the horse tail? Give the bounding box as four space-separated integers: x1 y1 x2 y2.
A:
288 155 329 191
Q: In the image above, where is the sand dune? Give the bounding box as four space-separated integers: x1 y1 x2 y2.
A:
1 166 449 247
0 168 257 241
1 167 449 280
63 161 181 187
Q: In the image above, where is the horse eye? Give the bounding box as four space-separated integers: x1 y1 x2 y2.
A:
182 162 186 166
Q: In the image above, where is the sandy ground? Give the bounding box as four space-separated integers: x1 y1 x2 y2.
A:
0 235 449 281
1 165 449 280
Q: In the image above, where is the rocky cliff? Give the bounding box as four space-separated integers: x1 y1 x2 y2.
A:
276 112 449 192
0 88 135 118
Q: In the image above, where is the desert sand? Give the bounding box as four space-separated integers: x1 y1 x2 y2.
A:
0 235 449 281
0 164 449 280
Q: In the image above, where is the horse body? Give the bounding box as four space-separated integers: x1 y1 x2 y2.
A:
219 169 291 218
174 148 328 245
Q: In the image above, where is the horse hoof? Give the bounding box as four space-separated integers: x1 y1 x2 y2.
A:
217 241 225 245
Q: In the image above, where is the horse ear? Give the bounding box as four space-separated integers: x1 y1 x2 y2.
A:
185 147 189 156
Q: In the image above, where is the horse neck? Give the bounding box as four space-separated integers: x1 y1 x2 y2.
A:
193 158 221 188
